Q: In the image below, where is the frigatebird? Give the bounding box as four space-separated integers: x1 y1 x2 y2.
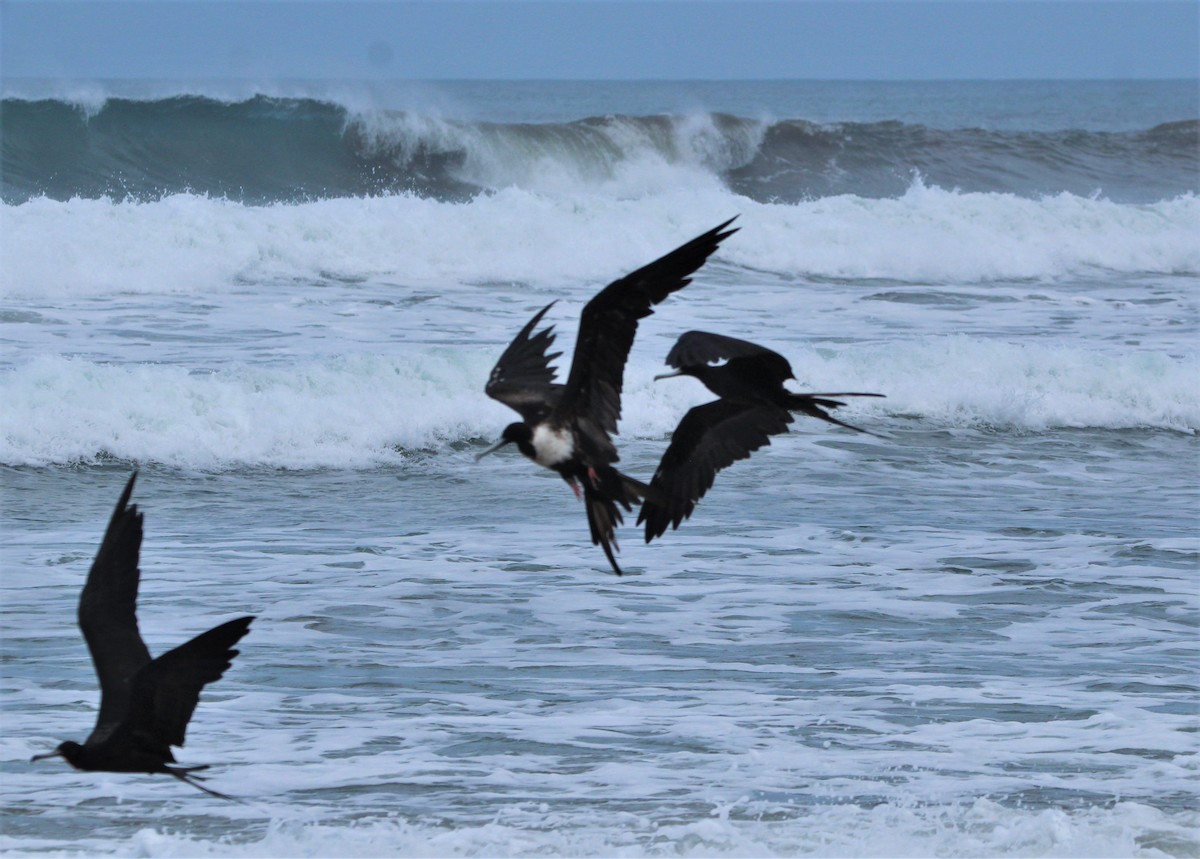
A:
639 331 884 542
479 218 739 575
31 472 253 799
654 331 885 435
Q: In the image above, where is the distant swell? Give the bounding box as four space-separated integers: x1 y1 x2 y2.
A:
735 118 1200 202
2 95 1197 204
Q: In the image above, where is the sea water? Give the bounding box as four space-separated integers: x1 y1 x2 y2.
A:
1 79 1197 857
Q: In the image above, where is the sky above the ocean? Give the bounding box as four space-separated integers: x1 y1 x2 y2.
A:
3 1 1197 80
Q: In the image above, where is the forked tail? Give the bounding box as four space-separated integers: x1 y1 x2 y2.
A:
785 391 886 438
583 467 661 576
167 764 242 802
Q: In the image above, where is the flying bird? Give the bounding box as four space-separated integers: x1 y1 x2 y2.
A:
640 331 884 542
654 330 885 435
31 472 253 799
479 218 739 575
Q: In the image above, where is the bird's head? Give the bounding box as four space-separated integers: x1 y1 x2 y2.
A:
476 423 533 460
31 741 84 767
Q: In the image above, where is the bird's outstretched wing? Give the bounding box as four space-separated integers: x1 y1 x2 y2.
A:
484 302 565 423
559 218 739 436
81 471 153 746
639 400 793 543
665 330 794 383
119 616 254 756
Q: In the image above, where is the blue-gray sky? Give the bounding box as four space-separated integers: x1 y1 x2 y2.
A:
2 1 1197 80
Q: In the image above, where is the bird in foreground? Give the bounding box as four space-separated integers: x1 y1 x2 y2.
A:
479 218 739 575
31 472 253 800
639 331 885 542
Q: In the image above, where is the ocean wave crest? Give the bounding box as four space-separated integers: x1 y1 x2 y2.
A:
3 186 1196 300
2 95 1195 204
3 340 1194 470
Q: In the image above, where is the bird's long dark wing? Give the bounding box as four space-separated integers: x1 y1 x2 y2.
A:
639 400 793 543
81 471 152 746
485 302 565 423
559 218 739 436
665 330 793 383
119 616 254 754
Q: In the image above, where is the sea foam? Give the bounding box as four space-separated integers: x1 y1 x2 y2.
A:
2 339 1194 470
2 185 1197 300
3 799 1190 858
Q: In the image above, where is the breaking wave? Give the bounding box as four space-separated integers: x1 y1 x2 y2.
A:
2 339 1195 469
3 95 1196 204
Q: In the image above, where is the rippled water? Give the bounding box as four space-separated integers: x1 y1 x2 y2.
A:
3 416 1198 855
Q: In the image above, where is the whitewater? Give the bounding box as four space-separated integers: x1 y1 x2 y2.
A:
1 79 1197 857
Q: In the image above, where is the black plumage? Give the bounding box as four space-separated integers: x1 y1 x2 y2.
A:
640 331 884 542
639 399 795 542
658 331 885 435
31 472 253 799
480 218 739 575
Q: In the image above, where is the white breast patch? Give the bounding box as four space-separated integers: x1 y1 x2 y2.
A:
531 424 574 468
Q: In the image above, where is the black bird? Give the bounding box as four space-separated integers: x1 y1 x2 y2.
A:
654 331 885 435
479 218 739 575
639 331 884 542
31 472 253 799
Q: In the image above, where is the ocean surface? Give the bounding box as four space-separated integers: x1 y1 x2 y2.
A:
1 79 1197 857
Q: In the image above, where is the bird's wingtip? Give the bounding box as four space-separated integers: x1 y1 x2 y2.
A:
116 470 139 509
